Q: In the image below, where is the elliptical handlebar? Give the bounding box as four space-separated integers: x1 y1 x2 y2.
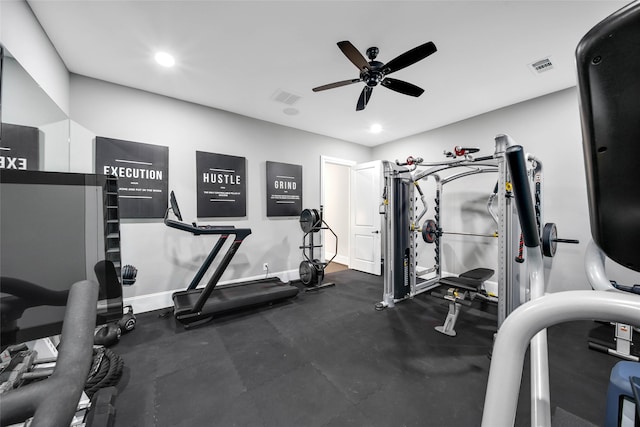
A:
505 145 540 248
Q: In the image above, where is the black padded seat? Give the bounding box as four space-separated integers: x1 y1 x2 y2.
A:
438 268 494 291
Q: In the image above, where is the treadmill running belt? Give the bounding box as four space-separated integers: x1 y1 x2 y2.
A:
173 279 299 321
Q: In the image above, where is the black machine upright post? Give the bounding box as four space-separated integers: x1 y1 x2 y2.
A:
187 234 230 291
192 230 251 313
392 178 411 300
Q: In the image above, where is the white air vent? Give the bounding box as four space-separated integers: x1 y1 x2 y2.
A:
529 57 554 74
271 89 301 105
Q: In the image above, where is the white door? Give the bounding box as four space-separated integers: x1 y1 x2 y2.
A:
350 161 382 275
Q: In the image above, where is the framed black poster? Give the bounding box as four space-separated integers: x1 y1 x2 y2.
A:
0 123 40 170
95 137 169 219
266 161 302 217
196 151 246 218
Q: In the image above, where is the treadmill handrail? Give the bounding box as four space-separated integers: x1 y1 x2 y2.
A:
164 209 251 239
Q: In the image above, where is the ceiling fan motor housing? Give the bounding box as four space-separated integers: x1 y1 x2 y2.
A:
362 61 384 86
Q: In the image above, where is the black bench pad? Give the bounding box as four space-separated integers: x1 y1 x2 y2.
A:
438 268 494 291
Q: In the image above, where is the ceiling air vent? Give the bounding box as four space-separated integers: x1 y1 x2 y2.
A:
529 57 554 74
271 89 301 106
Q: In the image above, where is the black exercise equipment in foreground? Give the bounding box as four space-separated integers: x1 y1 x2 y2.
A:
432 268 495 336
164 192 299 327
0 280 99 427
299 207 337 291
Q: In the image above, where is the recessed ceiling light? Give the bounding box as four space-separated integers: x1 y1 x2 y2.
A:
155 51 175 67
283 107 299 116
370 123 382 134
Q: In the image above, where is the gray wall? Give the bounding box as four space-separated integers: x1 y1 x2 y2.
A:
373 87 640 292
1 0 70 114
68 75 370 308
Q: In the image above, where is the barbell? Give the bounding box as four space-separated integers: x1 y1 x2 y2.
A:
420 219 578 258
421 219 497 243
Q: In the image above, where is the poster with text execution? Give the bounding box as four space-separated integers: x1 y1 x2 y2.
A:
1 123 40 171
266 161 302 217
196 151 246 217
95 137 168 219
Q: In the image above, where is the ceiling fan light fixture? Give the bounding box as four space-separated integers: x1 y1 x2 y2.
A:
155 51 175 67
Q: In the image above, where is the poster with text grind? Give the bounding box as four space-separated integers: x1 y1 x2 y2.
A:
266 161 302 217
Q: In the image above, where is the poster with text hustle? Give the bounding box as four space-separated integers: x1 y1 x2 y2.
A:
95 137 169 219
196 151 246 217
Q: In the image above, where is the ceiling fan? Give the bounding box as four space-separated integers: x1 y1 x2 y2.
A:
312 40 437 111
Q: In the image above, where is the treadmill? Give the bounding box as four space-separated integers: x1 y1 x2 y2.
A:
164 192 299 327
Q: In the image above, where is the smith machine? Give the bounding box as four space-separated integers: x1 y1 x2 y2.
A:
377 134 578 334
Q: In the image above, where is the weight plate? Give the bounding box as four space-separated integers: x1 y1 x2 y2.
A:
299 209 321 233
542 222 558 257
422 219 437 244
299 260 317 285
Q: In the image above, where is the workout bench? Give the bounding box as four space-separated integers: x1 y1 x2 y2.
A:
432 268 495 336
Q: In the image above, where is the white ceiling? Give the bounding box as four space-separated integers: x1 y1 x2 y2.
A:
27 0 627 147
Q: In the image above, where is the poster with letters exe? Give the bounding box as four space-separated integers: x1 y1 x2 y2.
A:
196 151 246 218
95 137 169 219
1 123 40 170
266 161 302 217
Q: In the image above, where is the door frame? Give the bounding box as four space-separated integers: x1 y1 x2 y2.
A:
320 155 356 266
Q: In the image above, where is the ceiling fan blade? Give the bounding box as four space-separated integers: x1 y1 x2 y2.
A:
381 78 425 97
312 78 362 92
356 86 373 111
337 41 371 71
383 41 437 75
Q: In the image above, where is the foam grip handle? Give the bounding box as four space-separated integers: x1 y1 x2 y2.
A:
505 145 540 248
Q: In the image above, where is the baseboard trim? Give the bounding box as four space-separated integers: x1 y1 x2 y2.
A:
325 253 349 266
124 269 299 314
